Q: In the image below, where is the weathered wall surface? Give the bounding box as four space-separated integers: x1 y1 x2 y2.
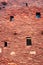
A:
0 0 43 65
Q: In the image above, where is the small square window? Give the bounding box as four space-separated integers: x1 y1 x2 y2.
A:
4 42 7 47
36 12 41 18
10 16 14 21
26 37 32 46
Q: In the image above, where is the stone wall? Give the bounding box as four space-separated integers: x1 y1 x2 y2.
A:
0 0 43 65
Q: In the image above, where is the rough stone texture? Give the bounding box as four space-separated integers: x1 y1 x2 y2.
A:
0 0 43 65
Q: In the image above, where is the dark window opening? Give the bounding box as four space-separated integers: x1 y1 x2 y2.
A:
4 42 7 47
3 7 5 8
10 16 14 21
0 7 1 9
26 37 32 46
36 12 41 18
26 3 28 6
14 32 17 35
1 2 7 5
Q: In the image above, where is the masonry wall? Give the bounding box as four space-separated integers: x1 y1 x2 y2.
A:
0 0 43 65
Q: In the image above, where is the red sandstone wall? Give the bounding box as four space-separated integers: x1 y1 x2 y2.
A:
0 0 43 65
